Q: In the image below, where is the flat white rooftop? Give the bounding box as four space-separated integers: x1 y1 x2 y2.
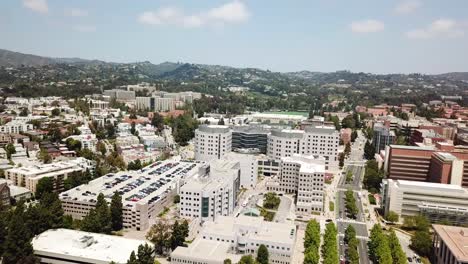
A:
202 215 296 244
281 154 326 174
389 179 465 191
172 237 240 262
32 229 148 264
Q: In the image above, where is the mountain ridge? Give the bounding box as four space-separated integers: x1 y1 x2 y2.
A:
0 48 467 80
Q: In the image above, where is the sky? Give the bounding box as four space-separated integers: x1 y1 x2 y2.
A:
1 0 468 74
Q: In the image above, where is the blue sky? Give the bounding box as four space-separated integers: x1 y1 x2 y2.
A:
1 0 468 74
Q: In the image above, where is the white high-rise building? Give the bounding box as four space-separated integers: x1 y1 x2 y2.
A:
225 151 259 188
267 127 339 171
279 154 326 213
135 96 175 112
194 125 232 162
179 160 240 222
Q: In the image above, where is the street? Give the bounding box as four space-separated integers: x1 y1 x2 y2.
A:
336 131 371 264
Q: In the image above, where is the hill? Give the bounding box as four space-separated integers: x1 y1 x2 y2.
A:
437 72 468 82
0 49 55 67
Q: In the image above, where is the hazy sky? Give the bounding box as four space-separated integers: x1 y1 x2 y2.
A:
2 0 468 73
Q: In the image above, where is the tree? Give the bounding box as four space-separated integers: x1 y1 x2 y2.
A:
131 122 137 136
66 138 82 151
4 143 16 159
341 115 356 129
338 153 345 168
364 140 376 160
256 244 269 264
146 220 171 256
128 159 143 171
223 259 232 264
411 230 432 257
95 193 111 234
368 224 393 264
35 177 55 199
351 130 358 142
38 148 52 164
386 211 399 223
2 203 38 264
173 194 180 204
180 219 189 239
218 117 225 125
97 141 107 155
81 193 111 234
19 107 29 117
304 219 320 250
344 225 356 244
344 142 351 156
111 192 123 231
151 113 164 131
127 251 138 264
170 220 187 250
238 255 255 264
51 108 60 117
303 247 319 264
321 222 338 264
263 192 280 209
388 230 407 264
136 244 154 264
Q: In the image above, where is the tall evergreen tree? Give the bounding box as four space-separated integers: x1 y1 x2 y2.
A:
95 193 111 234
2 203 37 264
35 177 55 199
136 244 154 264
110 192 123 231
126 251 138 264
256 244 269 264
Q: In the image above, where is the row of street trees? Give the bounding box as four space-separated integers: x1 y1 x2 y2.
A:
363 159 385 193
345 189 358 219
321 222 339 264
344 225 359 264
368 224 407 264
303 219 320 264
81 193 123 234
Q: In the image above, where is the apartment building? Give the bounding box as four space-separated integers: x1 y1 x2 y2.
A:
135 96 175 112
60 159 204 230
382 179 468 225
0 120 34 134
432 224 468 264
171 215 297 264
103 89 135 102
5 158 93 193
116 135 140 148
267 127 339 171
179 160 240 222
194 125 232 162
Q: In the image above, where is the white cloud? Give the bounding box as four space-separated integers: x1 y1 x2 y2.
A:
23 0 48 14
138 0 250 28
350 20 385 33
65 8 88 17
395 0 422 15
406 19 465 39
73 25 96 33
